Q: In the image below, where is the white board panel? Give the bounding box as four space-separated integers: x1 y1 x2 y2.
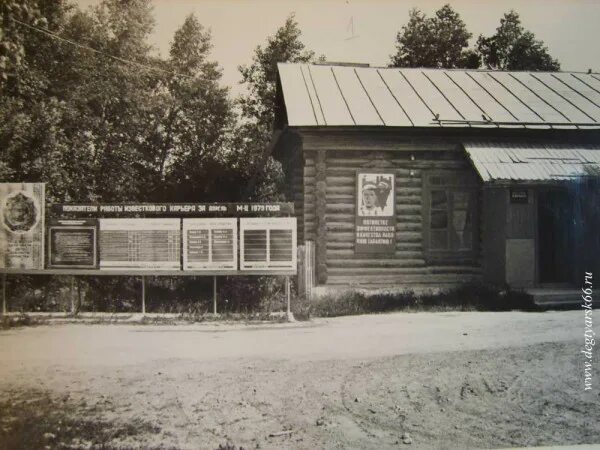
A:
240 217 297 272
99 218 181 270
183 218 237 270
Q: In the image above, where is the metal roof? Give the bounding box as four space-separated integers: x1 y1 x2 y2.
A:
464 142 600 182
277 63 600 129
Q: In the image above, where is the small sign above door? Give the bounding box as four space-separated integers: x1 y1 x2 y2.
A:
510 189 529 204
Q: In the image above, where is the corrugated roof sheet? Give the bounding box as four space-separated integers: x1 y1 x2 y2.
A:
464 142 600 182
278 63 600 129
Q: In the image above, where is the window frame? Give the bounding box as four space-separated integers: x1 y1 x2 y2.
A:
422 170 479 263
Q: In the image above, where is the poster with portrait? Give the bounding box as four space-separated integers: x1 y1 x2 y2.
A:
0 183 45 269
355 171 396 254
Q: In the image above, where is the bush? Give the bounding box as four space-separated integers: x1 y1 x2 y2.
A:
310 282 537 317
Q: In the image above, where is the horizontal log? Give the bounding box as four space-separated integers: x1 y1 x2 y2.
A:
327 268 429 277
396 205 421 213
327 260 426 269
325 241 422 251
325 274 481 285
327 249 423 258
428 266 482 274
325 204 355 213
406 161 469 169
326 194 354 202
306 212 421 224
326 222 354 232
303 140 457 152
396 215 422 224
326 176 421 187
325 185 424 196
324 167 419 176
396 187 422 195
326 186 353 194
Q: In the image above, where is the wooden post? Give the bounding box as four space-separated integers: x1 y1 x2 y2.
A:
141 275 146 315
213 276 217 315
2 273 6 316
286 276 291 316
70 276 75 315
315 149 328 284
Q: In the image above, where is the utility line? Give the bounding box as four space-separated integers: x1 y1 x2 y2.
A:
9 17 193 79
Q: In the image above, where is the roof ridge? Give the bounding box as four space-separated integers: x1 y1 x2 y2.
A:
277 62 598 76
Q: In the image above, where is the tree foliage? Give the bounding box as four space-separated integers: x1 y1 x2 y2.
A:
476 11 560 71
390 4 475 69
0 0 237 203
236 14 314 200
390 6 560 72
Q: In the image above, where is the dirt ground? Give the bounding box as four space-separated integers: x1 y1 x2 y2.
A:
0 310 598 449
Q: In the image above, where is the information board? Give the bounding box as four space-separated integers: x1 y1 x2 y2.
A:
355 171 396 254
240 218 296 272
48 219 97 268
51 203 293 217
99 218 181 270
183 218 237 270
0 183 45 269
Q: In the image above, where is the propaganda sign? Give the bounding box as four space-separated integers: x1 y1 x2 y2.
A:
355 171 396 254
0 183 45 269
48 219 97 268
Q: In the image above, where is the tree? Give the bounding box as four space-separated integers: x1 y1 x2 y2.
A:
391 4 475 69
157 14 237 201
0 0 48 88
236 14 314 200
476 11 560 71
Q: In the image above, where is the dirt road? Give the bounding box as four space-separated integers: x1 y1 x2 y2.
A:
0 311 598 449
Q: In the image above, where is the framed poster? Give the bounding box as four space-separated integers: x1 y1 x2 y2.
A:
183 218 237 270
240 217 297 271
0 183 45 269
99 218 181 270
355 171 396 254
48 219 97 268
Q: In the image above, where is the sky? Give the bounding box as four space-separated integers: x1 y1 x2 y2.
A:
75 0 600 97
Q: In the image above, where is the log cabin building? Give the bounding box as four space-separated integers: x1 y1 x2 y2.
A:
272 62 600 296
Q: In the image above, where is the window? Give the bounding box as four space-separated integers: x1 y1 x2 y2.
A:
423 172 478 259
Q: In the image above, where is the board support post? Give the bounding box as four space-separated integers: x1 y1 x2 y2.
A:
70 276 75 315
141 275 146 315
213 276 217 315
286 276 291 316
2 273 6 316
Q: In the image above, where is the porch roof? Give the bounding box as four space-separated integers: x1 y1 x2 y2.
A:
463 142 600 182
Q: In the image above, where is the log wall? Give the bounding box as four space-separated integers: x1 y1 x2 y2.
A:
299 143 482 288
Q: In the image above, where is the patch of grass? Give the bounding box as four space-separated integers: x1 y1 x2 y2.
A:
0 389 162 450
0 314 45 330
177 311 288 324
310 282 537 317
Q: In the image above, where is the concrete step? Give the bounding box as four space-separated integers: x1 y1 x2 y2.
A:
525 288 588 307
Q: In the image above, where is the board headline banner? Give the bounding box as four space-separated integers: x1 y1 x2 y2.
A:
51 203 294 216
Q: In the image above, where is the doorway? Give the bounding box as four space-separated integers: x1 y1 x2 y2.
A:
537 190 575 284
